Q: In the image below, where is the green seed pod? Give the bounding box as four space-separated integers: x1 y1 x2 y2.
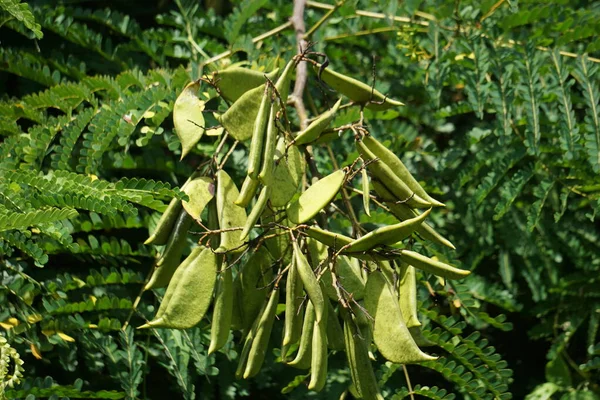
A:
308 305 328 392
283 258 305 348
261 207 293 265
357 139 431 209
399 250 470 280
247 84 271 178
294 98 342 145
235 175 260 208
211 67 278 103
182 176 215 221
326 300 345 351
145 197 183 245
398 263 420 329
139 247 218 329
145 209 194 290
408 326 436 347
215 169 247 254
286 169 346 224
208 259 233 354
362 168 371 217
244 287 280 379
174 80 206 159
293 241 326 324
287 300 315 369
315 64 403 111
364 270 436 364
343 208 431 253
218 84 265 142
270 137 304 208
240 185 271 240
236 246 274 331
205 198 221 250
321 256 366 301
371 180 455 249
305 226 354 250
362 134 444 207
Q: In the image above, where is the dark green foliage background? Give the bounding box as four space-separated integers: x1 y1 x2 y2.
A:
1 0 599 399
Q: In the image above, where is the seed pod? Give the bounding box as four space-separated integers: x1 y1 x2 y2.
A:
211 67 279 102
342 208 431 253
342 308 383 400
208 259 233 354
371 180 455 249
215 169 247 254
398 263 420 329
218 84 265 142
139 247 217 329
315 64 403 111
305 226 354 250
286 169 346 224
153 246 204 321
362 135 444 207
261 207 293 265
235 175 260 208
236 246 274 331
288 300 315 369
145 209 194 290
294 98 342 145
399 250 470 279
270 137 304 208
364 270 436 364
408 326 436 347
145 197 183 245
174 80 206 159
205 198 221 250
293 241 326 324
182 176 215 221
357 140 431 209
308 306 328 391
321 256 366 301
240 185 271 240
247 84 271 178
283 258 304 348
244 287 280 379
326 300 345 351
362 168 371 216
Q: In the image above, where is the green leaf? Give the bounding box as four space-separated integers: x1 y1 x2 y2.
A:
0 0 43 38
545 354 572 387
525 382 561 400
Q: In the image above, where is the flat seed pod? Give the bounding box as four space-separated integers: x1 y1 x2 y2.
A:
315 64 403 111
218 84 265 142
364 270 436 364
174 81 206 159
321 256 366 301
145 197 183 245
399 250 470 280
308 307 328 391
357 140 431 209
235 175 260 208
182 176 215 221
398 263 421 328
294 98 342 145
247 85 271 178
236 246 274 331
239 185 270 240
211 67 278 102
326 300 345 351
288 300 315 369
270 137 304 208
244 288 280 378
261 207 293 265
363 135 444 207
371 180 455 249
139 247 218 329
283 258 304 347
208 260 233 354
286 169 346 224
293 241 326 324
145 210 194 290
305 226 353 250
342 208 432 253
362 168 371 216
215 169 247 254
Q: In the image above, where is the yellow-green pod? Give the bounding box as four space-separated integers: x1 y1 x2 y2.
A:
174 80 206 159
305 226 354 250
409 326 436 347
326 300 345 351
145 197 183 245
308 309 328 391
139 247 217 329
399 250 470 280
261 207 293 265
244 287 280 378
145 210 194 290
363 135 444 207
182 176 215 221
270 137 304 208
283 258 304 347
315 64 403 111
364 270 436 364
236 247 274 331
205 198 221 250
240 185 271 240
236 319 256 379
398 263 420 329
343 208 432 253
235 175 260 208
362 168 371 217
208 260 233 354
211 67 278 103
294 98 342 145
293 241 326 324
357 140 431 209
218 84 265 142
286 169 346 224
287 300 315 369
371 180 455 249
247 85 271 178
321 256 366 301
215 169 248 254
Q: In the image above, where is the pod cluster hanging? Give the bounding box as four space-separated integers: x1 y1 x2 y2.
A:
141 55 469 399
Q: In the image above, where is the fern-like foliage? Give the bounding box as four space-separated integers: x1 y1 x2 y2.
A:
0 0 42 38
